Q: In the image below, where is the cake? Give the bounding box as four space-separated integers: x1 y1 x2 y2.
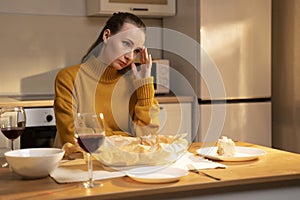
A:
217 136 236 157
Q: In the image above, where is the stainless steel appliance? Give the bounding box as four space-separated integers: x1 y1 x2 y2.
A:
197 0 271 147
163 0 272 146
135 59 170 94
21 107 56 148
152 59 170 94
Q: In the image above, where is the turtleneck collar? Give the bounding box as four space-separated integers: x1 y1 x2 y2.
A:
82 55 123 83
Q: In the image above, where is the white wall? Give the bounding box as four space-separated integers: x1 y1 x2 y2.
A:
0 0 162 96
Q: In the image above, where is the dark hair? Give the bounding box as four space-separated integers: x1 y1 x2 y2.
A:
81 12 146 63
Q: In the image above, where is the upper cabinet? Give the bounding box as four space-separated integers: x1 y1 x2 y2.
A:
86 0 176 17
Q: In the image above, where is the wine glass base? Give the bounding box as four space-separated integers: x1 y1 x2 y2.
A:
80 181 103 188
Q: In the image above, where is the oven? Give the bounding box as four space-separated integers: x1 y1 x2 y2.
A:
21 107 56 148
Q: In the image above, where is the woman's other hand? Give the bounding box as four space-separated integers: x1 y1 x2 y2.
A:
62 142 84 160
131 47 152 79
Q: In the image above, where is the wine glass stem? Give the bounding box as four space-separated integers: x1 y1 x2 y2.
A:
11 140 14 151
87 153 93 184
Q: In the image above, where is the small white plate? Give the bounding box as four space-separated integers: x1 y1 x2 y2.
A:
126 166 188 183
197 146 266 161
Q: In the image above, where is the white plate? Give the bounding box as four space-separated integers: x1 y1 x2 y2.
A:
126 166 188 183
196 146 266 161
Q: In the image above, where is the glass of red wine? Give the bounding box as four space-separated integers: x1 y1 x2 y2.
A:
0 106 26 167
74 113 105 188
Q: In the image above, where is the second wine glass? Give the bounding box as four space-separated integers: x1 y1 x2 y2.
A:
0 106 26 168
74 113 105 188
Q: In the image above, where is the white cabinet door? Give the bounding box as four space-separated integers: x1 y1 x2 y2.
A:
199 102 272 147
158 103 192 142
86 0 176 17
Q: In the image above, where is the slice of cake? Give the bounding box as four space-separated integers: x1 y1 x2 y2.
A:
217 136 236 157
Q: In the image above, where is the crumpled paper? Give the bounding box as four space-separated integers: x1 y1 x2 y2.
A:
93 134 188 167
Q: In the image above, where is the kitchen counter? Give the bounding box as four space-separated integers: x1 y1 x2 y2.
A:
0 97 54 107
0 95 194 108
1 142 300 200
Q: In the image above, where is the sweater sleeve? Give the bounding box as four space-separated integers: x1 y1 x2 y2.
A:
130 77 160 136
54 67 78 146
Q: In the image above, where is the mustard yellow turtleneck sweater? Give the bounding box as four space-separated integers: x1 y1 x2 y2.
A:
54 56 160 147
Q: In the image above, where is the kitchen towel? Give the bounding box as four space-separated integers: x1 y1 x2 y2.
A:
50 152 226 184
50 159 126 184
171 152 227 170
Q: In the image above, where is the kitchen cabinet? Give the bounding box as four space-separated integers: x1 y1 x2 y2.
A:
158 102 192 142
86 0 176 17
0 96 194 156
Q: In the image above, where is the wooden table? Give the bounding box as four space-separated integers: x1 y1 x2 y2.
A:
1 142 300 200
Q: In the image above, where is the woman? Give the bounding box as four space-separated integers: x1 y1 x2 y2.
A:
53 12 160 148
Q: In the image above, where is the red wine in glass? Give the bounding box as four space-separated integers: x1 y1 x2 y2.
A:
1 127 25 140
75 113 105 188
77 134 105 153
0 106 26 168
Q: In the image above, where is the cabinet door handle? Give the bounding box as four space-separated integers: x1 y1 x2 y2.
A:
131 7 149 11
159 106 164 110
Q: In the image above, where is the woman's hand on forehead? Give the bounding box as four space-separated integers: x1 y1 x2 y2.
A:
131 47 152 79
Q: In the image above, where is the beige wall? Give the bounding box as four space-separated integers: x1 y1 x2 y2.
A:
272 0 300 153
0 13 104 95
0 2 161 95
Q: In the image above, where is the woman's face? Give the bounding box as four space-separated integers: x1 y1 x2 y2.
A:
101 23 146 70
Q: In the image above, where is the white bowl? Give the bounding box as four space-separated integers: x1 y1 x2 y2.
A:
4 148 65 179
